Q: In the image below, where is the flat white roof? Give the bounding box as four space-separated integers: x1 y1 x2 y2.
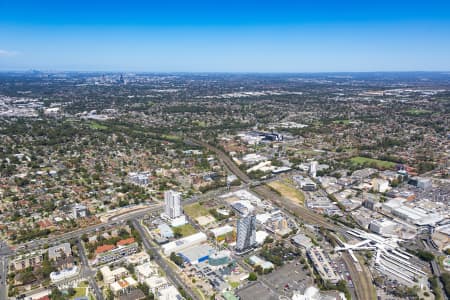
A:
162 232 206 255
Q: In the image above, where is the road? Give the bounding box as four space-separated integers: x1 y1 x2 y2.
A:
0 255 8 300
193 138 376 300
131 219 198 300
77 239 104 300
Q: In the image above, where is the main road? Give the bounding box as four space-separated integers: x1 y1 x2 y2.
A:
0 255 8 300
77 239 104 300
189 137 376 300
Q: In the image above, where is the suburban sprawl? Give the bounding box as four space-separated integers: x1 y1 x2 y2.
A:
0 71 449 300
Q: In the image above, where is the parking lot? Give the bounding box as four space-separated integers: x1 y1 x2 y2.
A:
265 260 313 296
237 281 279 300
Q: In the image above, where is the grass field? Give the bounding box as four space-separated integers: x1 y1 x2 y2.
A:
173 223 197 237
267 180 305 205
162 134 181 141
228 281 240 289
184 203 210 218
405 108 432 116
89 122 108 130
193 120 207 127
70 287 87 299
349 156 396 169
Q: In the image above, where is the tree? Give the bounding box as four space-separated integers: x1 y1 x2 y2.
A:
41 258 55 278
50 288 65 300
138 282 154 300
170 252 184 266
254 265 263 275
440 273 450 297
81 233 89 243
415 250 435 262
67 287 76 297
105 288 114 300
248 272 258 281
96 270 103 281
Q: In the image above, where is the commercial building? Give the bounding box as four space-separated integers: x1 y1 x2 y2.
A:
162 232 207 256
299 178 317 191
100 266 129 285
255 230 269 245
372 178 390 193
128 171 150 186
117 289 146 300
48 242 72 261
156 285 183 300
72 204 88 218
210 225 234 239
291 233 314 250
126 251 151 265
269 216 291 236
135 262 158 283
241 153 267 163
178 244 214 265
95 242 139 265
11 252 43 271
409 177 432 189
230 201 254 216
49 266 79 282
307 247 340 284
432 224 450 251
209 250 232 266
110 277 138 296
235 214 256 253
158 223 174 239
369 219 398 236
145 276 170 294
272 166 292 174
248 255 274 270
169 215 187 227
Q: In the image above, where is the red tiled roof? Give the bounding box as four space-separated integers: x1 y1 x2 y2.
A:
38 219 53 229
117 237 135 246
95 244 116 254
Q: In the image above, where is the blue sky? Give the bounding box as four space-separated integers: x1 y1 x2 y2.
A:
1 0 450 72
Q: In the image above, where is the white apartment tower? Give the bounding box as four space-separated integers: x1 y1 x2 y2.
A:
309 161 318 178
164 190 182 219
235 214 256 253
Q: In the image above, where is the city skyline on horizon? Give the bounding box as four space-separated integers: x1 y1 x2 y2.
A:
1 0 450 72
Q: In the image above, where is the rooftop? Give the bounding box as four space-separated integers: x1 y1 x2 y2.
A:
117 237 135 246
96 244 116 254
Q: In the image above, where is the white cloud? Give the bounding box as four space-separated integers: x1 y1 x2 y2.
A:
0 49 18 57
